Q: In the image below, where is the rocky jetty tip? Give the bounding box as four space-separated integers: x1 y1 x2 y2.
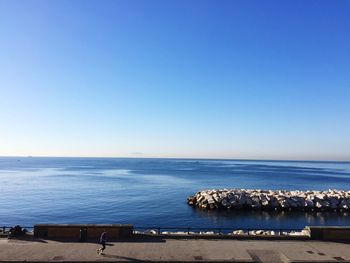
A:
187 189 350 211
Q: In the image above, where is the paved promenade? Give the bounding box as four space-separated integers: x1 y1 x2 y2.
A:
1 237 350 262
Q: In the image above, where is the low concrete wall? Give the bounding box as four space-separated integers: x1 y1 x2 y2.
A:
34 224 133 240
307 226 350 240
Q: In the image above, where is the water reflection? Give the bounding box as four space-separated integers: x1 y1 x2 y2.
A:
193 209 350 229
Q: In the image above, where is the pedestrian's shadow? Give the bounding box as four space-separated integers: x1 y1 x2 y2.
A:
102 254 149 262
106 243 114 246
119 235 166 243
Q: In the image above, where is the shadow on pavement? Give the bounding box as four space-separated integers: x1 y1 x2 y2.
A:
103 254 150 262
12 236 166 244
120 236 166 243
323 239 350 245
7 237 48 243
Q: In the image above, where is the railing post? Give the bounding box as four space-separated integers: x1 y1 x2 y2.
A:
158 227 160 235
187 227 190 235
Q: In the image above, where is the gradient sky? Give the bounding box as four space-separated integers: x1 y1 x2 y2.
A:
0 0 349 160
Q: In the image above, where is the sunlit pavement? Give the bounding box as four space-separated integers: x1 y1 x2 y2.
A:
1 238 350 262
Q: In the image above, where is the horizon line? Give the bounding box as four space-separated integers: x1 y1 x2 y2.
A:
0 155 349 163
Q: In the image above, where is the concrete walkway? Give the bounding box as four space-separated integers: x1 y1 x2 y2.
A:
1 237 350 262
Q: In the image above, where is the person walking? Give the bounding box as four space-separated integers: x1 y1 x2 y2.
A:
96 230 107 255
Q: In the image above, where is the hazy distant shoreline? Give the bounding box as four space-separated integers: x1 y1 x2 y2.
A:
1 156 350 163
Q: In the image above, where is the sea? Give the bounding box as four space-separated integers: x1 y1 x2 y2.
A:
0 157 350 230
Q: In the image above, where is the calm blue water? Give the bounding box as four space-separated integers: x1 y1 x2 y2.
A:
1 157 350 229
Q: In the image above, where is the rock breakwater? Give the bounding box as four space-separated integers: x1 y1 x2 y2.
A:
187 189 350 211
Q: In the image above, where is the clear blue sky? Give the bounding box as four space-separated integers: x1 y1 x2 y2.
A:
0 0 349 160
